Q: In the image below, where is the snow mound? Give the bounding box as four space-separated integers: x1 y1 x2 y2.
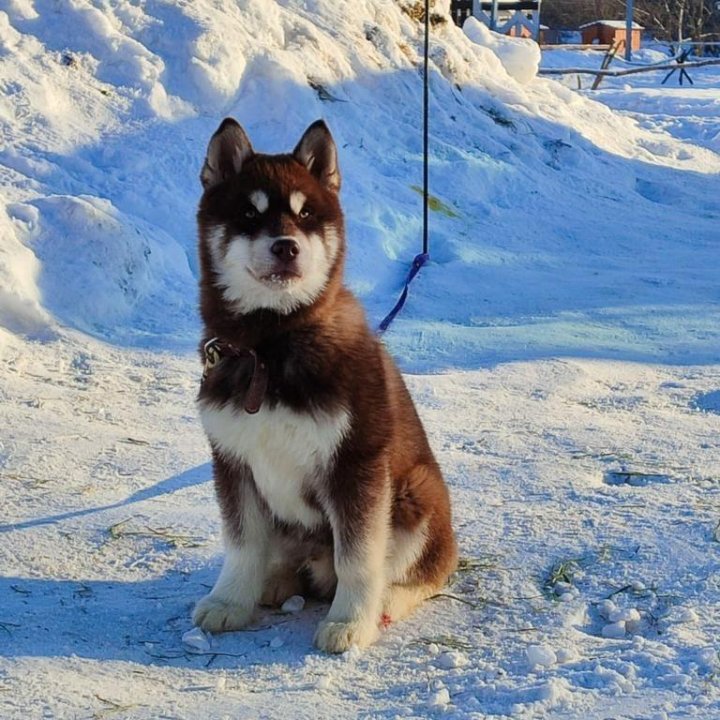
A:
462 17 540 84
14 195 195 343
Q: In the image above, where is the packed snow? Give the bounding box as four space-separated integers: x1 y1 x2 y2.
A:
1 1 719 718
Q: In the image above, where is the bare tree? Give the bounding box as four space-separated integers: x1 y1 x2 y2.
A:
634 0 718 41
541 0 625 27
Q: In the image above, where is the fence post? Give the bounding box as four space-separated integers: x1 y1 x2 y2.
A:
490 0 499 31
625 0 634 61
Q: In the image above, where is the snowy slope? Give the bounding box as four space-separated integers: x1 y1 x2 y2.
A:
2 0 720 364
1 1 720 718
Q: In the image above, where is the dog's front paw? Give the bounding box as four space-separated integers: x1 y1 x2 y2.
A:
192 595 254 633
314 619 379 653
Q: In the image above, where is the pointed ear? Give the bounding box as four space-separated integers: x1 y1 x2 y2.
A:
293 120 341 192
200 118 254 190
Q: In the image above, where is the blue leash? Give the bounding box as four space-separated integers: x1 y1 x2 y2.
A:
377 252 430 334
377 0 431 336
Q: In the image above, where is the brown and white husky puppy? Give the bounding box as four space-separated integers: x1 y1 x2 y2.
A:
193 118 457 652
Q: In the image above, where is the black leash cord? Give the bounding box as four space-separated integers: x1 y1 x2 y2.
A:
422 0 430 256
377 0 431 335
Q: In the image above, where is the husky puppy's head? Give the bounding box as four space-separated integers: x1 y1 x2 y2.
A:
197 118 344 316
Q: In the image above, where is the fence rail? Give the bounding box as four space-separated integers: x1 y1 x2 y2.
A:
477 1 539 8
538 56 720 78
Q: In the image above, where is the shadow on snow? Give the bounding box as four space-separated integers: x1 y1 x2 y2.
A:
0 464 211 535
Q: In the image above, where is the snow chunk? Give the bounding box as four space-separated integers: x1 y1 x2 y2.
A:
182 627 211 652
526 645 557 668
315 674 332 690
539 677 572 706
553 582 579 603
608 607 640 623
661 673 691 687
555 647 578 664
463 18 540 84
269 636 284 649
428 687 450 707
281 595 305 613
3 0 38 21
601 621 627 639
676 608 699 624
435 650 469 669
609 607 641 633
598 600 616 620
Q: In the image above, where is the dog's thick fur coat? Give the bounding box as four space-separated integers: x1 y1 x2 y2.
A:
193 118 457 652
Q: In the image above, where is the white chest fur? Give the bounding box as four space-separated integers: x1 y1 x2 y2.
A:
199 400 350 528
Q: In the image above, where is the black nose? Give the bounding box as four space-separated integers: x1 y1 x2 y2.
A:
271 239 300 262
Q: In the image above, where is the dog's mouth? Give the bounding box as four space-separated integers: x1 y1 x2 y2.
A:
250 268 303 288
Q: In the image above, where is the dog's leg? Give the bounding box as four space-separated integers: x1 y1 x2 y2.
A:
381 464 458 625
381 520 436 623
193 482 270 632
314 461 390 653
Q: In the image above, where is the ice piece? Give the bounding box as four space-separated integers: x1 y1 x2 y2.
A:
281 595 305 613
182 627 211 652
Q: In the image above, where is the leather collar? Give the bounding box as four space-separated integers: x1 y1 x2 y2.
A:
202 337 268 414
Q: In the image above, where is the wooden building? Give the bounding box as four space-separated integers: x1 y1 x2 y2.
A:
579 20 643 51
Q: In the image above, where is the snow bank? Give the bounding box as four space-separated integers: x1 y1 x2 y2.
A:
14 195 195 342
462 17 540 84
0 207 49 335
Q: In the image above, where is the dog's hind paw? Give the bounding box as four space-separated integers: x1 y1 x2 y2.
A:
192 595 253 633
314 619 379 653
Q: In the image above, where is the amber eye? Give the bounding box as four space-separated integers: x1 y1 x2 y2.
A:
244 208 257 219
299 207 312 219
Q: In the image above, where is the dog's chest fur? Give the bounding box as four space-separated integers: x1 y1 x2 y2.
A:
199 400 350 528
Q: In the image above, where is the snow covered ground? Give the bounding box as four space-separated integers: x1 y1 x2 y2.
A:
1 2 719 718
541 45 720 154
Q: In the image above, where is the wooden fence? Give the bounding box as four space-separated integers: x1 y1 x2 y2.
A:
451 0 542 40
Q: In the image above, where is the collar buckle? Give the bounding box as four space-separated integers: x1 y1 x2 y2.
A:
202 337 222 380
